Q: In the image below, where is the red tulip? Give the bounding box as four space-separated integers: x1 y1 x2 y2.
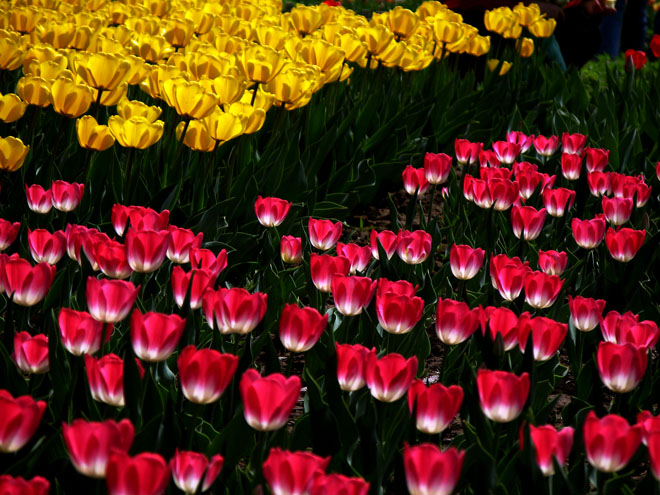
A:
94 240 132 279
62 418 134 478
571 215 606 249
408 379 463 434
279 304 328 352
0 475 49 495
507 131 534 153
651 34 660 57
0 218 20 251
376 290 424 335
492 140 520 164
597 341 647 393
607 318 659 350
337 242 371 274
26 228 65 265
517 314 567 361
568 295 606 332
490 254 529 285
86 277 139 323
469 178 492 209
403 165 429 195
477 369 529 422
404 443 464 495
602 196 633 226
364 350 417 402
490 178 519 211
106 451 170 495
13 332 49 374
280 235 302 264
309 253 350 293
331 274 376 316
130 310 186 362
527 425 574 476
625 49 646 70
85 353 144 407
65 223 90 263
587 171 612 197
127 205 170 232
621 179 651 207
125 228 170 273
178 345 238 404
336 343 372 392
370 229 399 260
59 308 111 356
111 204 131 236
523 270 563 309
170 450 223 494
560 153 582 181
487 307 522 351
533 134 559 157
254 196 292 227
167 226 202 264
202 287 267 335
542 187 575 218
583 147 609 173
82 229 112 271
492 261 531 302
240 369 301 431
583 411 641 472
454 138 482 164
308 218 342 251
25 184 52 214
481 166 513 181
0 389 46 453
189 247 227 278
436 298 481 345
377 278 418 297
511 205 546 241
424 152 452 185
171 266 216 309
397 229 432 264
449 243 484 280
2 257 56 306
479 149 500 168
309 473 370 495
605 227 645 262
263 448 330 495
600 310 640 343
561 132 587 155
51 180 84 212
638 411 660 446
463 175 475 202
537 249 567 276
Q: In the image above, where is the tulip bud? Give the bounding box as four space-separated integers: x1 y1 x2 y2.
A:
27 228 66 265
605 227 645 262
436 298 481 345
280 235 303 264
25 184 52 214
0 218 20 251
254 196 292 228
572 215 607 250
0 475 49 495
533 134 559 157
331 275 376 316
308 218 342 251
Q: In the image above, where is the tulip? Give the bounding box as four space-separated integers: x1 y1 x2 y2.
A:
561 132 587 155
240 369 301 431
365 350 418 402
583 411 641 472
130 310 186 362
622 180 651 208
597 341 647 393
27 228 66 265
649 433 660 481
600 310 640 342
408 379 463 434
605 227 645 262
203 108 245 143
189 247 227 278
202 287 267 335
106 451 170 495
334 242 370 274
492 261 531 302
86 277 139 324
178 346 238 404
567 296 605 333
108 116 164 149
587 171 612 197
237 45 287 85
161 78 218 120
651 34 660 58
376 290 424 335
603 314 659 350
527 425 574 476
0 475 49 495
370 229 399 260
117 99 162 122
638 412 660 448
517 314 567 361
542 187 575 217
424 152 452 185
62 419 135 478
523 271 563 309
167 227 202 264
308 218 342 251
454 138 482 165
403 443 464 495
403 165 429 195
331 275 376 316
310 253 351 293
50 78 93 118
572 216 607 249
73 52 130 91
492 141 521 164
310 473 370 495
397 229 432 264
82 230 112 271
602 196 633 226
488 178 519 211
477 369 529 423
94 240 132 280
533 135 559 157
560 153 582 181
76 116 115 151
85 353 144 407
0 218 20 251
511 205 546 241
171 266 216 310
449 244 485 280
436 298 481 345
625 49 646 70
3 257 56 306
65 224 90 264
124 229 170 273
59 308 110 356
254 196 292 228
528 17 556 37
336 343 373 392
487 307 522 351
469 178 492 208
279 304 328 353
584 147 609 173
537 249 567 276
0 389 46 453
281 236 303 264
50 180 84 212
0 93 28 123
170 450 224 494
263 448 330 495
25 184 52 214
13 332 49 374
16 76 51 108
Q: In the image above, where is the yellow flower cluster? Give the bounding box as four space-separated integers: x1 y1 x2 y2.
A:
485 3 556 41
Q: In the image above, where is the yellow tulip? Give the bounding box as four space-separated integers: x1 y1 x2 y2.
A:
89 83 127 106
290 5 323 36
465 35 491 57
187 52 237 80
103 25 134 47
377 39 406 67
51 77 93 117
108 115 164 149
501 20 522 39
10 6 41 34
117 98 162 122
162 18 196 48
0 136 30 172
132 33 174 63
211 31 248 54
203 108 244 142
233 3 263 22
487 59 512 75
433 19 463 44
69 26 95 51
23 44 66 73
124 56 149 85
176 119 216 152
298 39 345 83
125 16 161 35
144 0 171 17
237 44 287 84
398 44 433 71
240 87 275 111
339 62 352 82
330 30 367 63
76 115 115 151
161 78 218 119
0 93 28 123
416 1 449 19
185 8 215 35
318 3 341 24
357 25 394 56
36 20 75 49
90 35 125 55
16 76 51 107
528 18 557 38
215 15 253 40
25 59 71 81
255 25 290 51
108 3 131 25
264 65 317 108
513 2 541 27
140 65 184 99
225 101 266 134
385 7 419 40
516 37 534 57
201 75 246 105
484 8 517 36
0 35 24 71
74 52 131 91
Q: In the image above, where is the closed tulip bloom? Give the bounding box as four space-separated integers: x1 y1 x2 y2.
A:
86 277 139 324
397 229 432 264
597 342 647 393
117 99 162 122
377 278 418 298
605 227 645 262
488 178 519 211
83 231 118 271
130 310 186 362
203 109 245 143
50 78 93 118
527 425 574 476
492 262 531 302
560 153 582 181
190 248 227 278
3 257 56 306
602 196 633 226
336 242 371 274
310 473 370 495
161 78 218 120
202 287 267 335
16 76 51 108
408 380 463 434
0 93 28 123
370 229 399 260
94 240 132 280
171 266 216 310
487 307 522 351
0 475 49 495
572 216 607 249
436 298 481 345
587 171 612 197
108 116 164 149
85 353 143 407
477 369 529 423
523 271 563 309
568 296 606 332
490 253 529 287
600 310 640 343
106 451 170 495
0 218 20 251
533 134 559 157
403 165 429 195
517 314 567 361
27 228 66 264
281 236 303 264
625 49 646 70
605 317 659 350
65 224 90 264
178 346 238 404
59 308 109 356
62 419 134 478
13 332 49 374
51 180 84 212
537 249 567 276
263 448 330 495
0 389 46 453
167 227 202 264
237 45 287 84
76 115 115 151
511 205 546 241
308 218 342 251
74 52 130 91
492 141 521 164
254 196 292 228
336 343 372 392
125 229 170 273
170 450 223 494
449 243 484 281
376 291 424 335
25 184 52 214
469 178 492 208
240 369 301 431
365 350 418 402
454 138 482 165
584 411 641 472
279 304 328 353
584 147 609 173
542 187 575 217
561 132 587 155
404 443 464 495
331 275 376 316
424 152 452 185
310 253 351 293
